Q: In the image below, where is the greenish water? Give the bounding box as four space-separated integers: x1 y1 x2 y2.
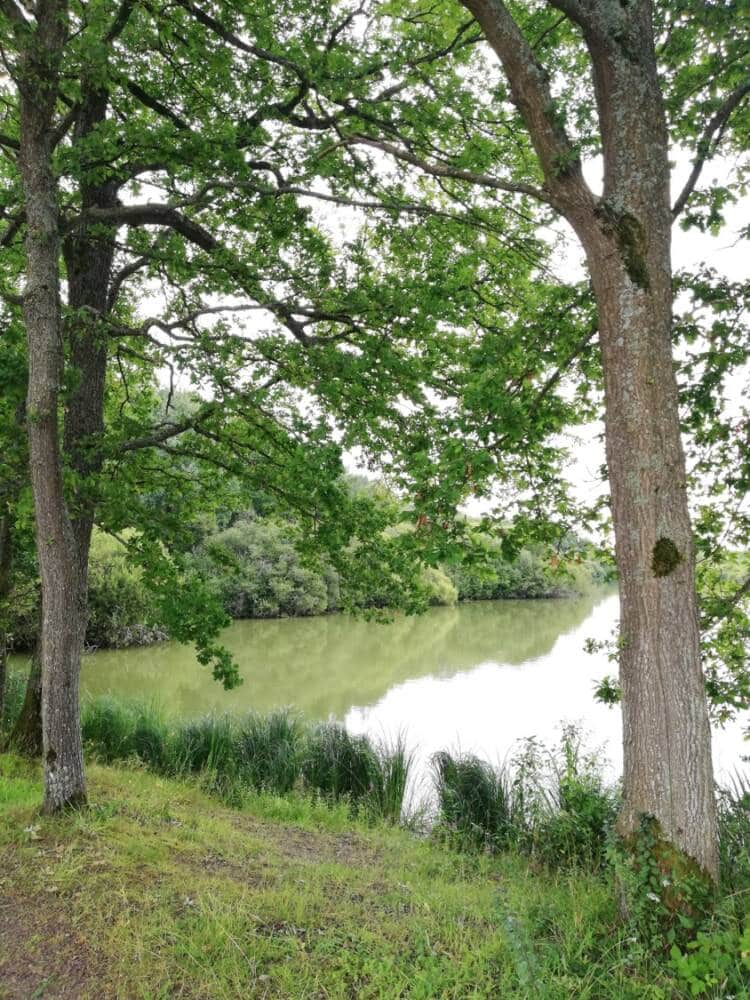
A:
78 591 610 720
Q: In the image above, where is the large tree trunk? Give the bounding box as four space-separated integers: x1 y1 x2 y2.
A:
577 1 718 881
18 1 84 812
462 0 719 879
587 240 718 878
60 88 118 696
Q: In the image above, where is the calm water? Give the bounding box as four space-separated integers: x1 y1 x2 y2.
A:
72 589 748 790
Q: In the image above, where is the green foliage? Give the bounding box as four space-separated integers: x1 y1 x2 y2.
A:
432 726 618 870
444 535 592 602
302 722 411 821
610 816 716 956
0 755 690 999
236 710 305 794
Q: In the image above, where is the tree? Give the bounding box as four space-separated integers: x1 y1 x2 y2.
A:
2 0 549 810
328 0 747 882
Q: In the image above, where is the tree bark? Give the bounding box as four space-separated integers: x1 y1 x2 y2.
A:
462 0 718 878
18 1 85 811
9 644 43 757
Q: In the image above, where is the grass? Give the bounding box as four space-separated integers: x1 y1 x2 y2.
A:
74 697 415 823
0 753 694 999
2 697 749 997
431 728 619 869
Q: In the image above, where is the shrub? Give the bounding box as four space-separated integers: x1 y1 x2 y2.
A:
420 567 458 606
87 545 166 649
525 726 619 869
203 518 331 618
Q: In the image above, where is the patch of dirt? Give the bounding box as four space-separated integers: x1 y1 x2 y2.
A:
230 814 382 867
0 888 99 999
173 848 277 888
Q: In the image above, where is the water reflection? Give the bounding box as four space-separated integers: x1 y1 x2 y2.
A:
80 590 609 719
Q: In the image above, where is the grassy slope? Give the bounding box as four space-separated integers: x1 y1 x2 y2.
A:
1 755 674 999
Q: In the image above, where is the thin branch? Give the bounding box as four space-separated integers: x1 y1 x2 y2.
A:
345 134 551 204
672 79 750 220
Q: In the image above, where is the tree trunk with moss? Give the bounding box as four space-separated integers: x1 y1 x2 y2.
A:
463 0 718 879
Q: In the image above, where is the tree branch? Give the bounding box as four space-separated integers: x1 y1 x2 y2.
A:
345 134 551 205
69 202 218 252
459 0 592 211
672 79 750 220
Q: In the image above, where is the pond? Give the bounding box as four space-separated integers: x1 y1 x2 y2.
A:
74 589 748 795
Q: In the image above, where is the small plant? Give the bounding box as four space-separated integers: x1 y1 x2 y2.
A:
169 715 238 779
668 925 750 997
236 710 304 794
431 750 522 852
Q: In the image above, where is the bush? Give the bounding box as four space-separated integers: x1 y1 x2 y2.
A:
445 542 582 601
203 518 332 618
420 566 458 606
87 535 167 649
524 726 619 869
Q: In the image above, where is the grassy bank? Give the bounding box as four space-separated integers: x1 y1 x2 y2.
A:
0 755 714 999
2 694 749 997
